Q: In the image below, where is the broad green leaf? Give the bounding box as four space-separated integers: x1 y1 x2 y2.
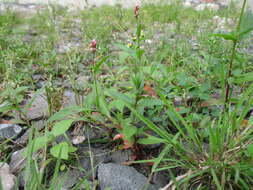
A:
237 10 253 38
0 104 16 113
234 72 253 84
68 146 77 153
94 55 110 73
246 144 253 156
109 99 125 113
123 123 137 139
137 135 165 144
29 136 48 153
212 33 237 41
107 89 135 106
237 26 253 38
13 86 29 94
47 106 86 123
137 98 163 114
50 142 69 160
50 120 74 137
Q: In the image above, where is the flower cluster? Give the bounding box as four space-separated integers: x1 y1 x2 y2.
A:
134 4 140 18
89 39 97 52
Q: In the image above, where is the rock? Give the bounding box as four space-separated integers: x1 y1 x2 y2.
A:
98 163 157 190
57 41 82 54
195 3 220 11
80 147 111 172
54 169 83 190
9 149 26 174
152 172 168 188
0 162 16 190
25 93 49 120
15 120 45 145
56 134 69 143
17 171 25 188
183 0 201 7
62 90 80 108
76 76 90 89
110 150 132 164
0 124 22 140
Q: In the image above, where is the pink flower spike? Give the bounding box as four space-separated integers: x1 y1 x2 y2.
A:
113 133 124 141
89 39 97 52
134 4 140 18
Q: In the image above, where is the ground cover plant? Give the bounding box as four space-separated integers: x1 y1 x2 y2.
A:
0 0 253 190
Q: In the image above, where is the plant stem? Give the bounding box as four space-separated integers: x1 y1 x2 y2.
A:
224 40 237 106
224 0 247 108
92 53 100 107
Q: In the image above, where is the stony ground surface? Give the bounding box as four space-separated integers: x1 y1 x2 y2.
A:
0 0 253 190
1 0 251 10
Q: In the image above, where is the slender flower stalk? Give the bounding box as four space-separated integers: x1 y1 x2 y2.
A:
89 39 100 107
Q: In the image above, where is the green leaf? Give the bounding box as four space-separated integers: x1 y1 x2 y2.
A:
29 136 48 153
234 72 253 84
211 33 237 41
50 120 74 137
137 135 165 144
237 26 253 38
99 95 110 117
137 98 163 114
108 90 172 142
0 104 16 113
123 123 137 139
109 99 125 113
136 24 142 38
94 55 110 73
116 43 138 60
47 106 86 123
50 142 69 160
246 144 253 156
68 146 77 153
237 10 253 38
107 89 135 106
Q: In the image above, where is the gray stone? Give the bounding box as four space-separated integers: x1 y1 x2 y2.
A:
57 41 82 54
62 90 81 108
195 3 220 11
15 120 45 145
98 163 157 190
152 172 168 189
25 93 49 120
110 150 131 164
80 147 111 172
0 162 16 190
9 149 26 174
55 169 83 190
0 124 22 140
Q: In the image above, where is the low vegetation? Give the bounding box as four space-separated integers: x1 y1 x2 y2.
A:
1 0 253 189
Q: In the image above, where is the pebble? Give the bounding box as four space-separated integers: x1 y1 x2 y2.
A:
54 169 83 190
9 149 26 174
0 124 22 140
98 163 157 190
195 3 220 11
15 120 45 146
0 162 16 190
25 93 49 120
